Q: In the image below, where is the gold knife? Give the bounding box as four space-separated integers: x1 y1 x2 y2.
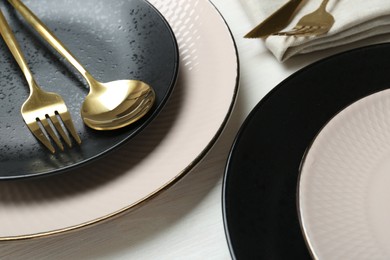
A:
244 0 305 38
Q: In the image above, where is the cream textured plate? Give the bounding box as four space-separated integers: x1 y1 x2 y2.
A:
0 0 238 240
299 89 390 259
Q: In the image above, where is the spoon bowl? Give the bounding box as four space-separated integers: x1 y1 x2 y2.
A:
81 78 155 130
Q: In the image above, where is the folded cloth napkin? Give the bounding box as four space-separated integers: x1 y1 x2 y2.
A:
241 0 390 61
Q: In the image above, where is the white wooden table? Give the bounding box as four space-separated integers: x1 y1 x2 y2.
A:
2 0 385 258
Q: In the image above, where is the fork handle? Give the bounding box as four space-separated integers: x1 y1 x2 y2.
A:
319 0 331 9
6 0 91 80
0 10 38 89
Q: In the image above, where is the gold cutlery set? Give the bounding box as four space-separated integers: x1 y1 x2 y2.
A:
0 0 336 153
245 0 334 38
0 0 155 153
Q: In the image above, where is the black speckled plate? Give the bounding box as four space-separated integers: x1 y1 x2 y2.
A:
0 0 178 179
223 44 390 259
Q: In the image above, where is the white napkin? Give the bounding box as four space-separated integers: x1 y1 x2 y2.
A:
241 0 390 61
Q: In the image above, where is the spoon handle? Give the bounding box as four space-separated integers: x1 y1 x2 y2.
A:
6 0 92 80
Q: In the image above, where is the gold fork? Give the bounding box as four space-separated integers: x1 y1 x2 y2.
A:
0 10 81 153
274 0 334 36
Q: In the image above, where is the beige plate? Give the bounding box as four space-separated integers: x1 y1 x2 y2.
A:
299 89 390 259
0 0 238 240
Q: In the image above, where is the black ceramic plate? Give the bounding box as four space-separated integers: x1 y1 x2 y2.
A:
0 0 178 179
223 44 390 259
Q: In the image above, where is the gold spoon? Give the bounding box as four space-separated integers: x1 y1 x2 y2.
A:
7 0 156 131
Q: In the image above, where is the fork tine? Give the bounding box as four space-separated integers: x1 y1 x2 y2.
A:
40 117 64 151
283 28 313 36
26 121 56 153
59 112 81 145
275 26 313 36
295 28 325 36
288 26 323 36
49 114 72 148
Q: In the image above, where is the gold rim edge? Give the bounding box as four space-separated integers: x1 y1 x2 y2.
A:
296 158 319 260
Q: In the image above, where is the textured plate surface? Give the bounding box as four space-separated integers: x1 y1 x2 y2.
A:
0 0 238 240
0 0 178 179
300 89 390 259
223 43 390 259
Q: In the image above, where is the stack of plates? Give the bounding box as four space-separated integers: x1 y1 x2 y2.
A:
223 43 390 259
0 0 238 240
